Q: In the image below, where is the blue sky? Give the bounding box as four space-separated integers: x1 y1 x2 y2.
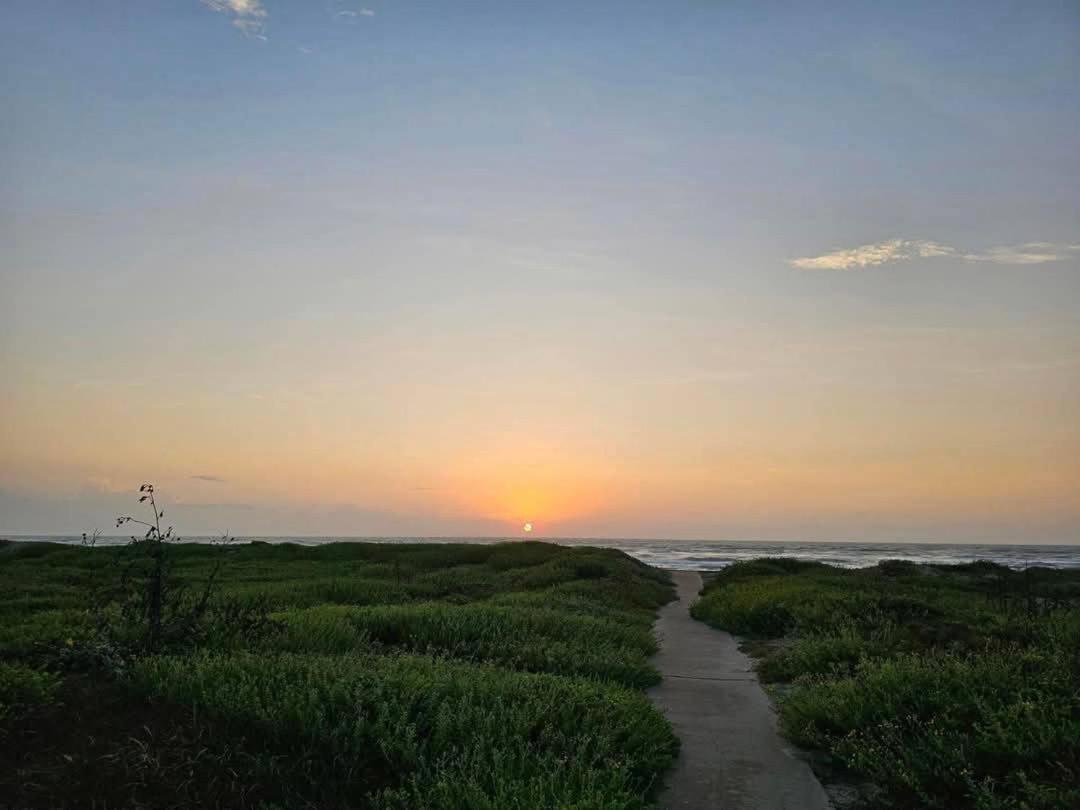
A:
2 1 1078 541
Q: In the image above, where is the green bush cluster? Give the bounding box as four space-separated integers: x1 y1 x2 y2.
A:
276 601 659 686
692 559 1080 809
135 651 676 808
1 540 676 807
0 661 60 720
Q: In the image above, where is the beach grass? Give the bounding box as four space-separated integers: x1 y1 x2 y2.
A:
0 539 677 808
692 559 1080 809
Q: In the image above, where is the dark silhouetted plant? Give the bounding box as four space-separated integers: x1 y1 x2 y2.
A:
86 484 273 657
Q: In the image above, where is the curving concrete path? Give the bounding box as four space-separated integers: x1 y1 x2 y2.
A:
647 571 830 810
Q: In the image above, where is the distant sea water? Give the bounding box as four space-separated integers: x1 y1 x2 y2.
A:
4 535 1079 570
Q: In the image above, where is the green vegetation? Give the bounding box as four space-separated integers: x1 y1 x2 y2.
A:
1 539 677 808
0 661 60 721
275 601 658 686
692 558 1080 809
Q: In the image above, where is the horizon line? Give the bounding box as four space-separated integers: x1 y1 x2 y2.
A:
3 533 1078 548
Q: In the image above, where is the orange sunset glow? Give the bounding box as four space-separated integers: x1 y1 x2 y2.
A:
1 1 1078 546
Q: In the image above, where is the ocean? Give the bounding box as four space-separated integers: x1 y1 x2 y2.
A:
5 535 1079 570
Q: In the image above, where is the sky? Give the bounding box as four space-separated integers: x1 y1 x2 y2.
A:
2 1 1079 542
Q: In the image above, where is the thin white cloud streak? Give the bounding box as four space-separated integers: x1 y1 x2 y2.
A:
335 8 376 20
201 0 267 38
790 239 954 270
791 239 1080 270
960 243 1080 265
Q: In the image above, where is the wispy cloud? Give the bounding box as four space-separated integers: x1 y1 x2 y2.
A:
202 0 267 38
191 474 227 483
790 239 952 270
335 7 376 20
960 243 1080 265
790 239 1080 270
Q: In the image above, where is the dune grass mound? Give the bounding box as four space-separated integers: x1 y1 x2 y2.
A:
692 559 1080 809
1 540 677 808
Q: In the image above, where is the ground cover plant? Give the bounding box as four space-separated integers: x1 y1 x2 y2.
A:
692 558 1080 809
0 536 677 808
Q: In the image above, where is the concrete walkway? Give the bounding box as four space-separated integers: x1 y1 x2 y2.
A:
647 571 830 810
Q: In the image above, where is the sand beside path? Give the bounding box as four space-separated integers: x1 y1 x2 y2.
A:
647 571 831 810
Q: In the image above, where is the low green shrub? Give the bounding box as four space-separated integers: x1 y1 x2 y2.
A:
783 649 1079 809
2 540 676 807
0 608 95 659
757 631 879 682
0 662 60 719
693 559 1080 809
134 651 678 807
275 602 659 686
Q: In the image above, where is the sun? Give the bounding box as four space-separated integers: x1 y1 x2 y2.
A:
522 522 533 533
